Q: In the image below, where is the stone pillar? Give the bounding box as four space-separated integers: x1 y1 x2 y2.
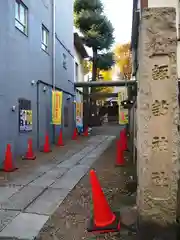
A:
137 8 179 239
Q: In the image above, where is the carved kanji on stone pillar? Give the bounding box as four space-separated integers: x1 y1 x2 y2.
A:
137 7 179 239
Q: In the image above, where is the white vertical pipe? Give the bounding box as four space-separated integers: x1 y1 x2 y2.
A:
52 0 56 89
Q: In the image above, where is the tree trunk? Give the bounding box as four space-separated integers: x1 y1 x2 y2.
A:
90 48 98 122
92 48 98 82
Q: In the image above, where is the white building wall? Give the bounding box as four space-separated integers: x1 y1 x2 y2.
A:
148 0 177 8
74 46 84 102
74 47 85 83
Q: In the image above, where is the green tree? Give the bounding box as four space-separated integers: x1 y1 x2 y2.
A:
97 52 115 71
74 0 114 82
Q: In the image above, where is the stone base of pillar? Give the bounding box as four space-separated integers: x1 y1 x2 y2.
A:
137 218 178 240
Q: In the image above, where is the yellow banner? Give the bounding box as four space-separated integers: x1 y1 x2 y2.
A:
118 92 128 124
76 102 83 127
52 90 63 125
26 110 32 125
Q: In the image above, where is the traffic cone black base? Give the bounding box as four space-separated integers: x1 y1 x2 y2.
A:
115 164 125 167
1 168 18 173
40 149 52 153
87 212 120 233
0 166 18 173
22 155 36 160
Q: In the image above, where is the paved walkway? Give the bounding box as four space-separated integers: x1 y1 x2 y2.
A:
0 135 115 240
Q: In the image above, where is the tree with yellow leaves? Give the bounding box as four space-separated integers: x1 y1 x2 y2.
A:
83 59 114 94
114 43 132 80
83 59 92 75
96 69 114 94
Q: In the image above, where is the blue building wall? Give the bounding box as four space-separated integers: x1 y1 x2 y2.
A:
0 0 75 164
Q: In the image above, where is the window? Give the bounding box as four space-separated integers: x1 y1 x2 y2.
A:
41 25 49 52
63 53 67 69
15 0 28 34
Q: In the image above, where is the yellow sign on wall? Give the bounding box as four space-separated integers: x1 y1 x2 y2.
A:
52 90 63 125
118 92 128 125
76 102 83 127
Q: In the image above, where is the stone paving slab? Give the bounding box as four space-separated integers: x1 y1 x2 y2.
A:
54 144 89 163
50 175 78 190
87 135 108 143
56 154 85 168
0 213 49 240
56 160 76 169
0 210 20 231
25 188 70 215
8 171 44 187
51 165 89 190
65 165 90 179
78 156 97 166
33 164 57 174
0 186 45 211
29 167 68 188
56 144 99 169
0 186 22 202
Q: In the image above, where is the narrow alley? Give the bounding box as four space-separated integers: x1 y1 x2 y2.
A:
1 0 180 239
0 125 137 240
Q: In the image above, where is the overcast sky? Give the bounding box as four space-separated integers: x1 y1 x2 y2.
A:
82 0 133 56
102 0 133 45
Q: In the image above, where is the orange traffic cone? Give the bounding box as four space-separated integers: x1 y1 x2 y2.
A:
87 169 120 233
120 128 126 139
83 127 88 137
22 138 36 160
42 133 52 153
115 140 125 166
120 130 127 151
3 144 18 172
124 132 128 150
57 129 64 146
72 128 78 140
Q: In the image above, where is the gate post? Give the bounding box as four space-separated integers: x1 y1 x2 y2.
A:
137 7 179 238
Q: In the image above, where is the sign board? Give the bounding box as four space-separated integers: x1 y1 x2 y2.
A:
118 92 128 125
51 90 63 125
76 102 83 130
19 99 32 132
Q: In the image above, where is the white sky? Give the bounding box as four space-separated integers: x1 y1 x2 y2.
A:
102 0 133 45
84 0 133 56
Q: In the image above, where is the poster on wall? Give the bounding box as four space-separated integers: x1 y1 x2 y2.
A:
19 99 32 132
51 90 63 125
76 102 83 132
118 92 128 125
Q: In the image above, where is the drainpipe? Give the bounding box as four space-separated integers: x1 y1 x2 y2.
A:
52 0 56 89
37 81 40 148
52 0 56 143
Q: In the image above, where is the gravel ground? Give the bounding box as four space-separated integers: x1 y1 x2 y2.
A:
37 139 137 240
